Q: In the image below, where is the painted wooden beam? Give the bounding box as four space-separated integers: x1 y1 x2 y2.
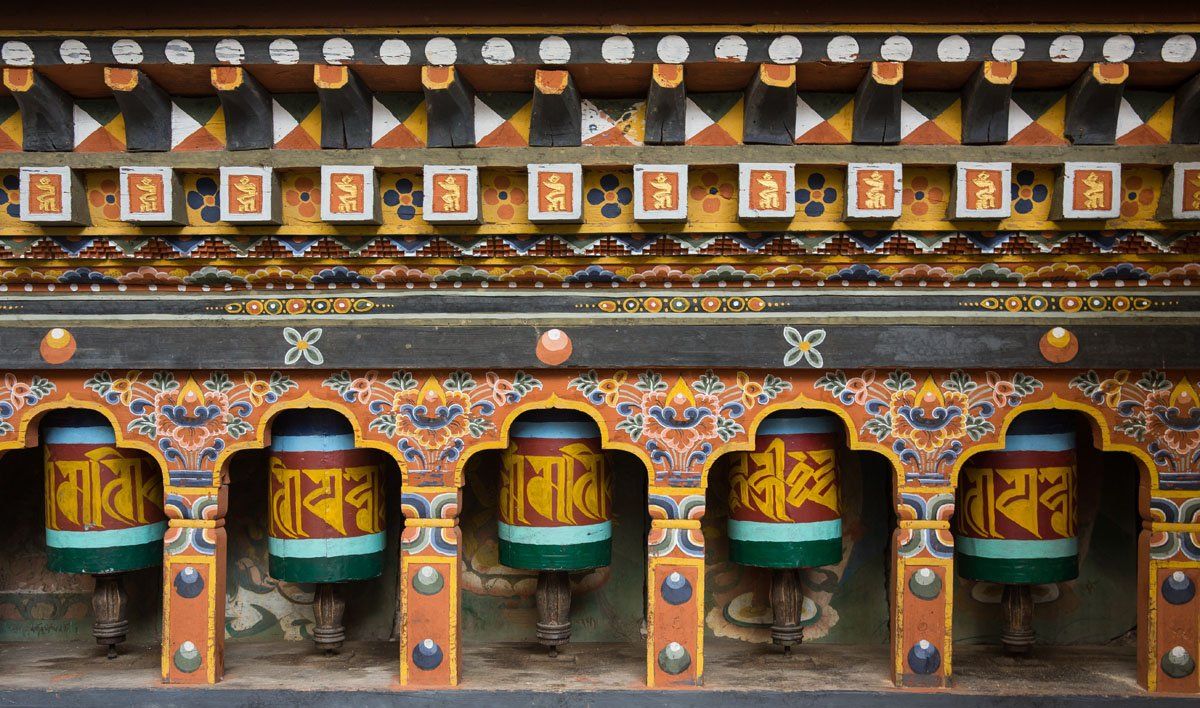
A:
2 68 72 152
313 65 373 150
104 67 171 152
853 62 903 145
1172 72 1200 145
961 61 1017 145
1065 62 1129 146
645 64 685 146
529 69 580 148
743 63 797 145
211 67 273 151
3 145 1196 170
422 66 475 149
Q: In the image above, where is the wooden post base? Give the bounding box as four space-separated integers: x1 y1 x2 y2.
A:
313 583 346 654
91 574 129 660
1001 584 1035 656
535 570 572 656
770 568 804 652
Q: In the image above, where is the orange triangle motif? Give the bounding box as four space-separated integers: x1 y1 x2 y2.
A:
477 121 528 148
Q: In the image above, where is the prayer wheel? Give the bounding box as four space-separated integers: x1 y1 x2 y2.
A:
268 410 385 652
956 411 1078 654
728 412 842 650
499 411 610 653
42 410 165 657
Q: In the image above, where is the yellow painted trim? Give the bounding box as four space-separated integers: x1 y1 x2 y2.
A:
646 554 706 688
171 519 217 529
653 519 701 529
1148 558 1159 692
407 518 455 528
401 485 457 495
1150 522 1200 532
899 520 950 530
648 485 704 497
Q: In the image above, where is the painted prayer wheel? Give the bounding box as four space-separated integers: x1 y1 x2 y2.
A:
956 411 1079 654
499 411 610 652
728 411 843 649
42 409 165 656
267 409 385 652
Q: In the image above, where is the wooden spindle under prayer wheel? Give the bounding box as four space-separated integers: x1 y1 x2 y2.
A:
956 411 1078 656
499 411 610 656
729 412 843 652
42 410 166 658
267 410 385 654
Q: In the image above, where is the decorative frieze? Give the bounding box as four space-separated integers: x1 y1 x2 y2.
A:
528 163 582 222
422 165 480 223
18 166 84 224
119 166 181 223
846 162 902 219
633 164 688 222
320 165 379 223
1057 162 1121 219
218 166 278 224
1163 162 1200 220
953 161 1012 219
738 162 794 220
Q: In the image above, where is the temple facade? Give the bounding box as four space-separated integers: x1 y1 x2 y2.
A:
0 3 1197 702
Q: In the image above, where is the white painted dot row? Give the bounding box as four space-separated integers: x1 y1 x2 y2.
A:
1 33 1196 67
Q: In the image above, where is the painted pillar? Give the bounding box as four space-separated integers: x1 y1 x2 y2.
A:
647 486 706 687
399 485 461 687
892 485 956 688
161 482 227 683
1143 484 1200 692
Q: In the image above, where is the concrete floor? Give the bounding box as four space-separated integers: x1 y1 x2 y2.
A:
0 639 1189 706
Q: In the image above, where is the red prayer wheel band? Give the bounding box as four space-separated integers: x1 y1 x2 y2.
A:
499 434 610 529
45 443 164 533
729 428 840 525
268 448 385 540
958 450 1078 542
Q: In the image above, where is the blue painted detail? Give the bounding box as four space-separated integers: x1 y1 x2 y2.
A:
907 640 941 675
268 532 386 558
498 521 612 545
1002 431 1075 452
728 519 842 542
1007 411 1075 438
509 410 598 439
757 413 838 436
955 536 1078 559
270 432 357 452
270 410 355 451
412 639 444 671
173 565 205 599
42 410 116 445
46 521 166 549
1162 572 1196 605
660 572 693 605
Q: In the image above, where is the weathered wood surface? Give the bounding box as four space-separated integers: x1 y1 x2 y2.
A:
2 68 73 152
212 67 274 151
0 145 1195 169
105 68 172 153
